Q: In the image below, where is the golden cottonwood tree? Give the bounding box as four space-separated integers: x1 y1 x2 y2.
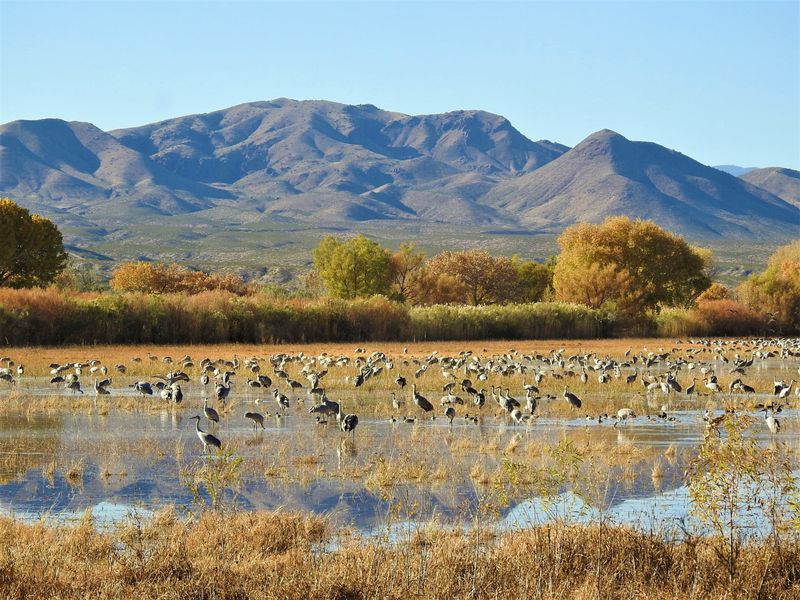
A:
390 242 426 301
424 250 517 305
110 262 248 294
738 240 800 332
553 217 711 313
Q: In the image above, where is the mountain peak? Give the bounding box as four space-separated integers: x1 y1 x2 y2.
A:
2 100 797 242
740 167 800 208
584 128 626 141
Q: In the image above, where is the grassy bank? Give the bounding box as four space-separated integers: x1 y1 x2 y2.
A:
0 288 611 345
1 509 798 599
0 287 783 346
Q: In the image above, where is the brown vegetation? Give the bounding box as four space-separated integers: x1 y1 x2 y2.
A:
110 261 249 295
0 510 798 599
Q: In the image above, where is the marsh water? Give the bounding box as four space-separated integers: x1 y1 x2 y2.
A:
0 360 797 537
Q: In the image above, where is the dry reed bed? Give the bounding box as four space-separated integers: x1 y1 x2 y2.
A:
0 509 798 599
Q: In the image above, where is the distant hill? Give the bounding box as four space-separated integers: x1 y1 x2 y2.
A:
740 167 800 209
108 99 564 225
714 164 756 177
1 99 798 245
482 129 799 238
0 118 231 221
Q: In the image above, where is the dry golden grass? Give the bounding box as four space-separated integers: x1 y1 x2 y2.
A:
0 509 798 599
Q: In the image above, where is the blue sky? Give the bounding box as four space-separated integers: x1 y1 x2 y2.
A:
1 1 797 168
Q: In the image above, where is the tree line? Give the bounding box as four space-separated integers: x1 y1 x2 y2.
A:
1 197 798 335
308 217 715 316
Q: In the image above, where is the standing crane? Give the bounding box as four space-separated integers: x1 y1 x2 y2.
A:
762 408 781 435
244 411 265 430
444 406 456 429
412 384 434 417
337 405 359 438
203 398 220 424
190 415 221 454
563 386 582 410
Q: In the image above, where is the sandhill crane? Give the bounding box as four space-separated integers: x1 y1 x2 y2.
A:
510 408 527 425
200 373 210 386
444 406 456 428
132 381 153 396
93 379 110 395
190 415 221 453
395 376 406 389
412 384 434 416
563 386 582 410
462 382 478 398
500 389 520 413
244 411 265 430
666 374 682 393
686 378 697 395
474 389 486 410
156 371 190 386
614 407 636 427
215 381 231 402
309 402 336 417
66 380 83 394
203 398 220 424
525 391 538 415
704 378 720 393
337 405 359 438
762 408 780 434
704 410 726 437
273 389 290 413
522 381 539 395
171 383 183 403
777 380 795 400
321 393 340 414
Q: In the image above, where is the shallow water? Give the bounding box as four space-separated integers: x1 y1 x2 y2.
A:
0 354 797 536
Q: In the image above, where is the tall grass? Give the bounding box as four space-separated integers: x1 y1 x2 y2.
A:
0 288 610 345
0 287 778 345
409 302 610 340
0 509 798 599
655 300 767 338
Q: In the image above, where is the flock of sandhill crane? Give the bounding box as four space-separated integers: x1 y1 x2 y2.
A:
0 337 797 453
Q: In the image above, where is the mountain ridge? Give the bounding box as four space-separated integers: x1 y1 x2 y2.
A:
1 98 798 242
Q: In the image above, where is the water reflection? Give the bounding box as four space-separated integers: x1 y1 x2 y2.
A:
0 355 797 535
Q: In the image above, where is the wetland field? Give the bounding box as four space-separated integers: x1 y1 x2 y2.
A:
0 338 799 599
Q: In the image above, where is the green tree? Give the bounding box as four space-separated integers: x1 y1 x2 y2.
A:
0 198 68 287
511 258 553 302
553 216 711 313
312 235 392 299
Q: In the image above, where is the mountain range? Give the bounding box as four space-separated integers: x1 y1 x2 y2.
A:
1 98 798 247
